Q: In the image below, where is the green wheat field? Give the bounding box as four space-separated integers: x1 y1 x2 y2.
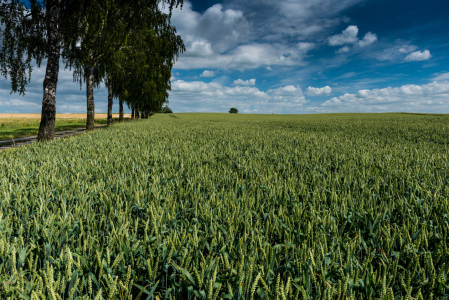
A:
0 113 448 299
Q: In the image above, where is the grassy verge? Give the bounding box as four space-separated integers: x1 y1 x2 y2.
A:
0 118 124 140
0 113 448 299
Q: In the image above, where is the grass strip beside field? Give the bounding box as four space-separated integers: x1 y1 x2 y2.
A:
0 118 119 140
0 113 448 299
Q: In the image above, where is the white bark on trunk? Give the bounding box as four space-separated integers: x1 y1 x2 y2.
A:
38 2 61 141
86 66 95 130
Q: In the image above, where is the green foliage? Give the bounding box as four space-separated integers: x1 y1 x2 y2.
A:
0 113 448 299
0 0 55 94
0 0 87 93
161 105 173 113
229 107 238 113
60 0 185 123
109 7 184 116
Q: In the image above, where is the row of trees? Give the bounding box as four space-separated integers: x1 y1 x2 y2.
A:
0 0 184 141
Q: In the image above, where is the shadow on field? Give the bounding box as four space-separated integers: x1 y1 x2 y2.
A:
0 118 120 141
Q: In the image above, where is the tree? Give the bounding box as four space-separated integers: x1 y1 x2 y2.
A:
0 0 81 141
64 0 183 130
63 0 133 130
161 105 173 113
108 8 184 119
1 0 184 140
229 107 238 113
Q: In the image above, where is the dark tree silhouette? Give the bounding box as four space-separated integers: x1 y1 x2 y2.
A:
63 0 183 130
0 0 81 140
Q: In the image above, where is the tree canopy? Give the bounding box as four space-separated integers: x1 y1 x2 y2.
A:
63 0 184 129
109 11 184 118
0 0 72 94
0 0 87 140
161 105 173 113
0 0 184 137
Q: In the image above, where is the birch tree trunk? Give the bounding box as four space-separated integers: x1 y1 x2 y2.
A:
107 75 113 126
119 96 124 122
86 66 95 130
38 2 61 141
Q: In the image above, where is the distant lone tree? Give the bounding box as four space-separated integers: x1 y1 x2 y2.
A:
229 107 238 113
161 105 173 113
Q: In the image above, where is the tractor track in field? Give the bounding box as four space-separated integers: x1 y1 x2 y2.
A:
0 125 106 150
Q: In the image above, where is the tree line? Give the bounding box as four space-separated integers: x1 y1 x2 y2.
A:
0 0 184 141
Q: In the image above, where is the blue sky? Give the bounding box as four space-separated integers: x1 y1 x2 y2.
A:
1 0 449 114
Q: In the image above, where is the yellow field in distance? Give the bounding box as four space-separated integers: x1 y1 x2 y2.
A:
0 113 131 120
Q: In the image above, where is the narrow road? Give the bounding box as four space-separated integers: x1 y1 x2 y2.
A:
0 125 106 150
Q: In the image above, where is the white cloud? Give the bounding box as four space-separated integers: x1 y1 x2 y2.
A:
398 45 418 53
0 98 41 109
321 81 449 112
267 85 305 103
358 32 377 47
329 25 377 48
174 43 315 70
170 80 306 113
171 80 222 93
329 25 359 46
298 42 316 52
433 73 449 81
336 46 351 53
307 86 332 96
58 104 88 113
405 50 431 62
374 43 428 62
200 70 216 78
170 2 250 55
169 1 356 70
339 72 358 78
233 79 256 86
237 0 363 41
185 40 214 57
